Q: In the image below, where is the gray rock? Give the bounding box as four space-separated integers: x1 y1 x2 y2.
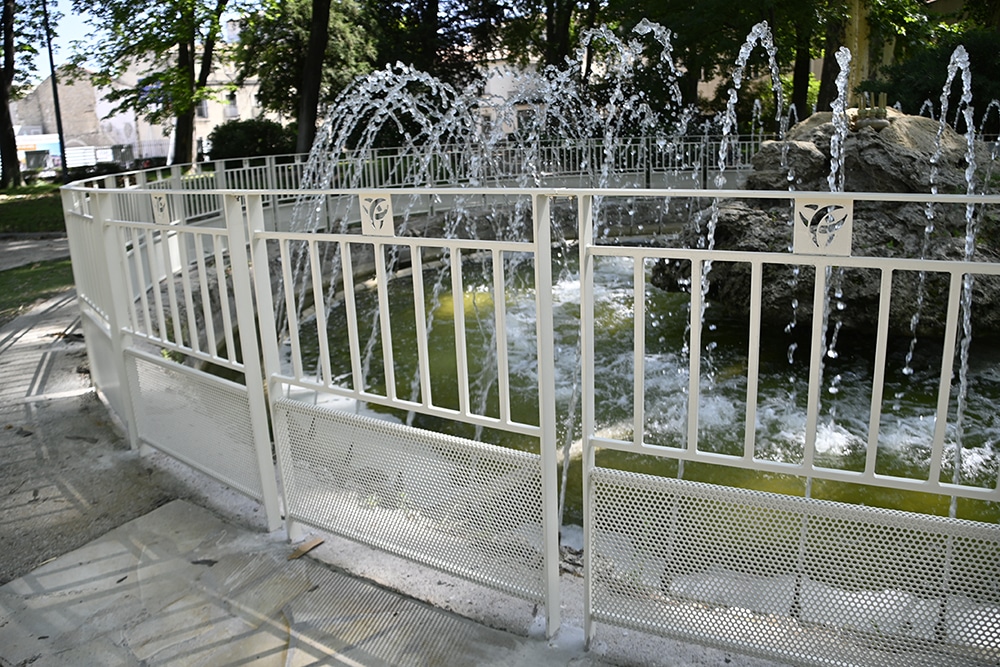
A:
745 140 828 191
651 110 1000 336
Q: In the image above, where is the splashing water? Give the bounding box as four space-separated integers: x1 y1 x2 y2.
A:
274 22 997 522
826 47 851 194
904 47 975 378
949 46 979 515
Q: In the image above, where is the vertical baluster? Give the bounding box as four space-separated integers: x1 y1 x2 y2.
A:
865 268 895 478
195 232 218 356
744 259 764 460
633 256 646 449
410 243 432 407
309 239 333 386
279 238 304 380
214 235 237 363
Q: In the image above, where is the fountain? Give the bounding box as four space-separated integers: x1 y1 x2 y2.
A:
272 21 1000 526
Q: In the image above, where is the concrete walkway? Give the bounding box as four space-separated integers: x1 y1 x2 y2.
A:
0 236 70 272
0 287 777 666
0 499 607 666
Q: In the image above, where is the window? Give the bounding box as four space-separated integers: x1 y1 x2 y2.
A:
224 92 239 119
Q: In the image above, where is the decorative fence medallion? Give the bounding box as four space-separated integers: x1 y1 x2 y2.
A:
150 193 170 225
793 197 853 256
360 193 395 237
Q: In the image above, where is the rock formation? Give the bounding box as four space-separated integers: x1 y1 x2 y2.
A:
651 109 1000 336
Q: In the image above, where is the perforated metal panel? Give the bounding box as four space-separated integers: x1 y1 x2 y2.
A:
273 397 546 602
127 351 265 501
589 468 1000 667
80 314 126 426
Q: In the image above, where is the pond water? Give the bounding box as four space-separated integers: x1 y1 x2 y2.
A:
298 251 1000 526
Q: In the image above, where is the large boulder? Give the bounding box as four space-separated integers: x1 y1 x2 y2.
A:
651 110 1000 336
747 108 972 194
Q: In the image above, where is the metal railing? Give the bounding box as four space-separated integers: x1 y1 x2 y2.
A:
62 149 1000 662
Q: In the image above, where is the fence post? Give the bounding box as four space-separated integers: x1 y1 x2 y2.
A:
214 159 226 191
577 194 597 647
223 194 284 532
533 193 560 637
90 191 141 450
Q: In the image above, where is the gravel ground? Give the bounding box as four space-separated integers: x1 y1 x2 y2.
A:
0 284 266 586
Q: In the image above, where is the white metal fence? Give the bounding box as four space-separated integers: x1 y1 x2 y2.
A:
61 150 1000 662
576 189 1000 664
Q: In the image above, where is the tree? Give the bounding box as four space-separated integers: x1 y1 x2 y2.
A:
73 0 235 165
1 0 47 188
234 0 375 153
964 0 1000 28
1 0 20 188
362 0 505 88
297 0 331 153
207 117 295 159
607 0 785 114
497 0 604 70
877 28 1000 134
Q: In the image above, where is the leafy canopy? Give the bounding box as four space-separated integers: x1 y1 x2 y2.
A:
70 0 239 125
234 0 375 118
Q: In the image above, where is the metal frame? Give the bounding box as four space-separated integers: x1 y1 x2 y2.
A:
62 156 1000 650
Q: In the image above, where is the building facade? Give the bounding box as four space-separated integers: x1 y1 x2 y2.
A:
9 58 271 171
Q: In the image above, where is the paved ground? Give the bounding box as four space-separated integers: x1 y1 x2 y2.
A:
0 236 70 272
0 239 780 666
1 499 615 666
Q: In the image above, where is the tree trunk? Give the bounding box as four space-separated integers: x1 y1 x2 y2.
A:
297 0 332 154
679 50 702 107
580 0 600 80
174 108 195 166
172 0 226 165
792 24 813 122
544 0 574 68
1 0 21 188
418 0 439 71
816 19 844 112
172 39 196 165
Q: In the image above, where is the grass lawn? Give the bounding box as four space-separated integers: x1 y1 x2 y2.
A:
1 184 74 328
0 259 75 329
0 183 66 234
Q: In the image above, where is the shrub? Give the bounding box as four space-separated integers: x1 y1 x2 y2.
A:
207 119 297 160
878 29 1000 136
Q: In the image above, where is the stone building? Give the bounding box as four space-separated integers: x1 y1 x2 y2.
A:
10 58 272 170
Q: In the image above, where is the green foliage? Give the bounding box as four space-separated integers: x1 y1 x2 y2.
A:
0 258 74 329
496 0 599 69
363 0 488 87
206 118 296 160
867 0 940 60
0 188 64 233
606 0 799 109
73 0 233 122
877 29 1000 134
234 0 375 117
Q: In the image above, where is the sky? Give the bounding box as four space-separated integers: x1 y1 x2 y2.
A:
35 0 93 70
